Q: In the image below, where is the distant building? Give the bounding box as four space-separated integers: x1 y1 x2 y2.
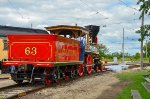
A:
0 25 49 73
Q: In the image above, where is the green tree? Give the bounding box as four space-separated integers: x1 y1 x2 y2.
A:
137 0 150 39
105 54 113 59
112 52 122 59
138 0 150 17
137 0 150 69
143 41 150 62
96 44 109 60
134 52 140 60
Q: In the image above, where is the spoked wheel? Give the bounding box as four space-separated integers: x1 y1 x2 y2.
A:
77 64 84 76
52 69 59 83
87 66 92 74
44 69 52 86
63 67 69 81
71 66 76 79
94 65 100 73
86 54 93 74
11 73 23 84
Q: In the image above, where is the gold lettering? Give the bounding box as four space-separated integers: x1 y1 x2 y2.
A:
31 47 37 55
25 47 30 55
25 47 37 55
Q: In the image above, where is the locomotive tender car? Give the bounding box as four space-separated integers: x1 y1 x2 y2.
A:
3 25 101 85
0 25 49 73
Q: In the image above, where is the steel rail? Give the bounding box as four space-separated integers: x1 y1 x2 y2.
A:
0 82 45 99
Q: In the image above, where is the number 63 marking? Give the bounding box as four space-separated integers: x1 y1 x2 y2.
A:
25 47 37 55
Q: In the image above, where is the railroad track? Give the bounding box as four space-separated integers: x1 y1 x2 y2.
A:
0 71 111 99
0 82 45 99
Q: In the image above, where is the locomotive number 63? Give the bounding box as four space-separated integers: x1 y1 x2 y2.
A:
25 47 37 55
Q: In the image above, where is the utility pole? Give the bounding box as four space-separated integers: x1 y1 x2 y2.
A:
140 11 144 70
122 28 125 64
31 23 32 29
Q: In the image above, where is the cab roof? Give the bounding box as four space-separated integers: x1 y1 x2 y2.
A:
45 25 89 38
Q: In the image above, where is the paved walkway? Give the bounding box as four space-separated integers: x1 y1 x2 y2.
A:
0 74 11 79
0 79 16 88
0 74 16 88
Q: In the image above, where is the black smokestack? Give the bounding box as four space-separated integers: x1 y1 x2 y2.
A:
85 25 100 43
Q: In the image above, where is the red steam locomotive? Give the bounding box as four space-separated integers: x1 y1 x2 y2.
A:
3 25 102 85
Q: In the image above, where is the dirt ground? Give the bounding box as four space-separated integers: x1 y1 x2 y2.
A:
20 71 130 99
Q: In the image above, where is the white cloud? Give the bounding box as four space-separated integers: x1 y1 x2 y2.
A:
0 0 147 55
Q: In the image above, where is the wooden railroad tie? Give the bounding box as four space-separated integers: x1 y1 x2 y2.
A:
144 78 150 83
131 90 142 99
141 82 150 93
143 74 150 77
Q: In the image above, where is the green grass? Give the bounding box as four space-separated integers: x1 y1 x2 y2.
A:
116 70 150 99
104 58 113 62
0 96 3 99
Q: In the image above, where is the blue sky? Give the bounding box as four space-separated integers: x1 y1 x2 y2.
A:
0 0 149 55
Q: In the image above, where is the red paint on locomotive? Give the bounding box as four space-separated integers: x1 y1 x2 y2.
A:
5 34 80 67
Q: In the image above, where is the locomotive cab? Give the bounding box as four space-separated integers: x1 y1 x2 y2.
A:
46 25 89 61
46 25 101 73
